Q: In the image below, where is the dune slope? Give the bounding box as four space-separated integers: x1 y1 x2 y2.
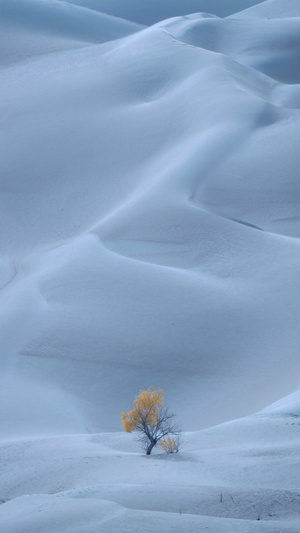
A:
0 0 144 65
1 0 300 437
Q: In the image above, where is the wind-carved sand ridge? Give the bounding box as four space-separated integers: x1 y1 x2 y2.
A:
0 0 300 531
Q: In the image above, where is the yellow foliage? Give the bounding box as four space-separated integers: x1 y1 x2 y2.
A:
121 387 164 433
158 436 177 453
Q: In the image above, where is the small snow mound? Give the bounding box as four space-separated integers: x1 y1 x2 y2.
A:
260 390 300 417
161 15 219 52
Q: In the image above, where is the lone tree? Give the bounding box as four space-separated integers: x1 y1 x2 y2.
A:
121 387 180 455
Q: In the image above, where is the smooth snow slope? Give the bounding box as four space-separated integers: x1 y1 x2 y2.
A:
166 13 300 83
1 0 300 438
1 406 300 532
0 0 144 65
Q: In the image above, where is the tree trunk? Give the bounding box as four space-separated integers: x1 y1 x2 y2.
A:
146 440 156 455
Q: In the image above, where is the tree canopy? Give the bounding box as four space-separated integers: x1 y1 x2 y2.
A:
121 387 180 455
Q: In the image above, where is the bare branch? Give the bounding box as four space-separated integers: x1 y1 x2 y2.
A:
121 388 181 455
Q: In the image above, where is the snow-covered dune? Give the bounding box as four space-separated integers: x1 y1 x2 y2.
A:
1 0 300 530
166 14 300 83
1 0 300 436
0 0 144 65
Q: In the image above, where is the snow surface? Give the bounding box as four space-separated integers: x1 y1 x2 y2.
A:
1 0 300 531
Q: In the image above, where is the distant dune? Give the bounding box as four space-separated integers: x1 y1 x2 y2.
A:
62 0 267 24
